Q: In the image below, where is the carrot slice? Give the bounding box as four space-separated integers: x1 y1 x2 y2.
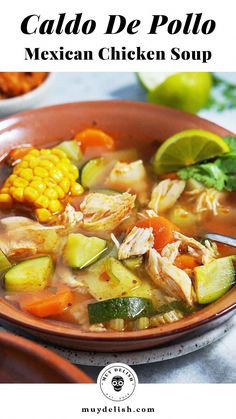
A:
21 290 73 318
75 128 114 152
136 216 179 251
7 146 34 164
175 255 199 269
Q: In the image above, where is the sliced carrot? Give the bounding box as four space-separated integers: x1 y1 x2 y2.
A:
21 290 74 318
175 255 199 269
136 216 179 251
75 128 114 152
7 146 34 164
159 172 179 180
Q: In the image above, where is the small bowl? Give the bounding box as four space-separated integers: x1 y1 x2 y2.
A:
0 73 54 117
0 100 235 352
0 330 93 383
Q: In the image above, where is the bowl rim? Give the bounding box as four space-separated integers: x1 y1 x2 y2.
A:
0 329 93 382
0 99 235 344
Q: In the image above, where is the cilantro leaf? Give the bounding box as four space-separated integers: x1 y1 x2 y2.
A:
216 154 236 174
223 136 236 152
178 163 226 190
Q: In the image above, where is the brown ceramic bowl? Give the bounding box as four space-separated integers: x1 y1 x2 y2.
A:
0 330 93 383
0 100 235 352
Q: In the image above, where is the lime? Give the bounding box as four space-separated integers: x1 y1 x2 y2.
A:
153 129 229 175
138 72 212 114
136 72 175 91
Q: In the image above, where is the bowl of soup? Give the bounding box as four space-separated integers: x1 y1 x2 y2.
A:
0 101 235 352
0 330 93 383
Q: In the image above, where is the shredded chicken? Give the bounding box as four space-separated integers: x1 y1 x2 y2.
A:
147 249 193 305
149 179 186 213
106 160 149 204
56 265 86 288
58 203 83 227
161 241 181 263
118 226 154 260
186 188 223 216
173 231 218 264
80 192 136 231
0 216 63 258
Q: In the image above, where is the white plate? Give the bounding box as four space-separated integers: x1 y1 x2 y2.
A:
44 315 235 366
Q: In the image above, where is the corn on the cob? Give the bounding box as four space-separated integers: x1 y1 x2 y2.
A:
0 147 84 223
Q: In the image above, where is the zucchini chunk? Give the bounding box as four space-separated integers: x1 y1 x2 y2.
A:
63 233 107 269
0 249 12 276
194 256 235 304
54 140 82 162
81 157 113 189
84 257 142 300
88 297 156 324
4 256 54 292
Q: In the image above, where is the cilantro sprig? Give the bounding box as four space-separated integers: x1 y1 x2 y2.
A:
178 135 236 191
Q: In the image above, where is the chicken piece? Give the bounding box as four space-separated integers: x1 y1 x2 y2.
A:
106 160 149 204
80 192 136 231
161 241 181 263
173 231 218 264
149 179 186 213
58 203 83 227
56 265 86 288
0 216 63 258
186 187 225 216
147 249 193 305
118 226 154 260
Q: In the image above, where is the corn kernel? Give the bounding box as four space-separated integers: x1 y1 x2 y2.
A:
54 185 65 199
34 167 48 178
30 181 46 193
49 168 63 183
48 199 63 213
17 161 28 169
52 149 67 158
13 177 28 188
71 182 84 196
35 208 51 223
19 168 33 181
68 173 76 182
39 159 54 169
28 149 40 157
45 188 58 200
60 178 70 194
0 187 9 194
24 186 39 203
47 154 59 164
8 174 18 184
29 157 40 169
23 153 35 162
0 193 13 206
40 149 51 156
11 188 24 203
35 195 49 208
45 178 56 188
57 162 69 174
69 165 79 179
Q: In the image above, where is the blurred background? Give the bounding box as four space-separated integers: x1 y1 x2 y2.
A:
0 72 236 132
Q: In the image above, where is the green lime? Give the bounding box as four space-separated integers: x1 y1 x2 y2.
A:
142 72 212 113
153 129 229 175
136 72 175 91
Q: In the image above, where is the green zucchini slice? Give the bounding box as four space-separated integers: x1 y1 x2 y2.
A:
194 256 235 304
54 140 82 162
4 256 54 292
63 233 107 269
88 297 156 324
0 249 12 276
80 157 113 189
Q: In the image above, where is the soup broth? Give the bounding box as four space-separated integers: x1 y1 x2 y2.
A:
0 128 235 332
